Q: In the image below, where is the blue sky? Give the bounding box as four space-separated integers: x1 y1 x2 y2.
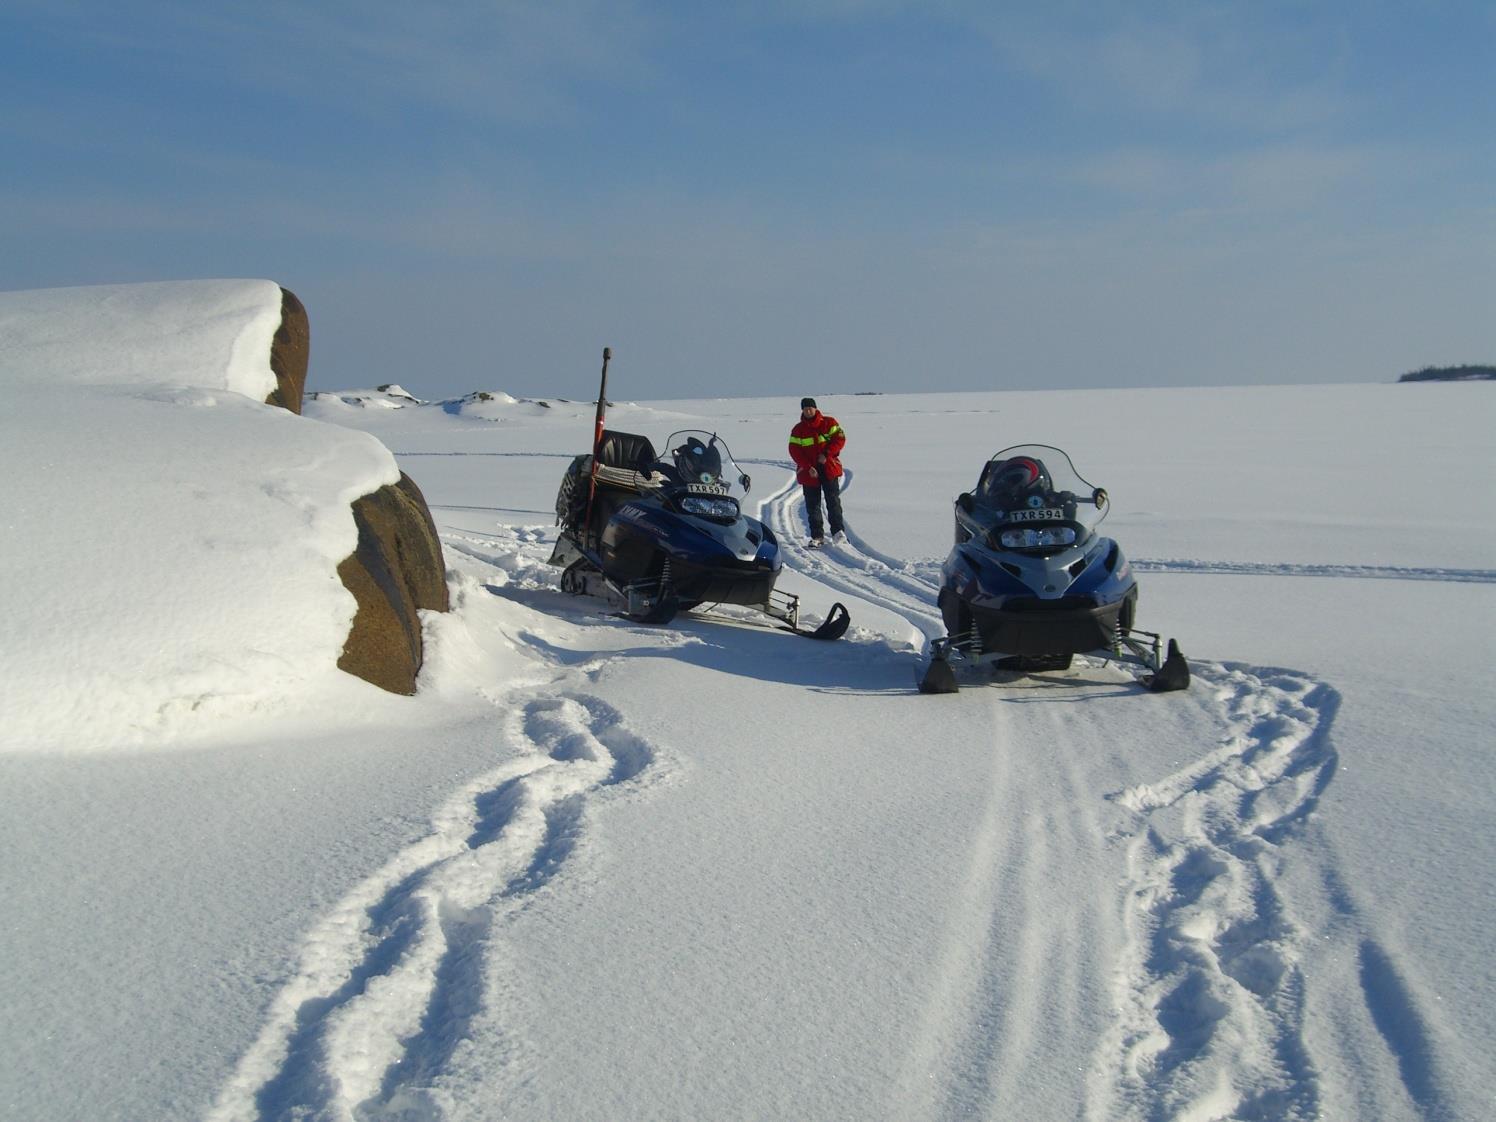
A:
3 2 1493 402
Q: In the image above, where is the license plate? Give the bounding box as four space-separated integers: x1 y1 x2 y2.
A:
687 483 729 495
1007 507 1063 522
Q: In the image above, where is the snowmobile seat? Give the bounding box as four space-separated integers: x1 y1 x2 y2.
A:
597 430 657 472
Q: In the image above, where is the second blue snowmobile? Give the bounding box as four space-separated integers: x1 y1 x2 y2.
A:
918 444 1189 693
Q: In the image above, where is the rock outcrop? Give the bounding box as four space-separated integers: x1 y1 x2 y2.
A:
336 473 450 695
265 286 449 694
266 287 310 414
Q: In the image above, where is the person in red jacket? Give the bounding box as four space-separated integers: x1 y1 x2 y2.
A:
788 397 846 546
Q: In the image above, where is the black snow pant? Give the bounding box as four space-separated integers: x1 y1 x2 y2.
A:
803 468 844 538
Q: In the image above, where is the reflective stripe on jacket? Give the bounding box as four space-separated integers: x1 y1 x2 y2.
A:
788 411 845 486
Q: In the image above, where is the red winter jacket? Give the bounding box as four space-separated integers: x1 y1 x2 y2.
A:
788 410 846 486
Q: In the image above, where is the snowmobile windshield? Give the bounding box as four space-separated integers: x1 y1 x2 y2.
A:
661 431 751 498
975 444 1109 533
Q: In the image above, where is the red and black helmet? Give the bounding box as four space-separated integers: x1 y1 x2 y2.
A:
981 456 1049 501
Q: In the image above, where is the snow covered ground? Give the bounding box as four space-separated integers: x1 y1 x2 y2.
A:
2 318 1493 1119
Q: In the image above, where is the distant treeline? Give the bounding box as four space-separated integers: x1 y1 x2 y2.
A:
1398 365 1496 382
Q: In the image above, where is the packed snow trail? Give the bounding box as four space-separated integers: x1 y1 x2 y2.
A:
1096 664 1340 1121
208 653 670 1122
894 682 1126 1118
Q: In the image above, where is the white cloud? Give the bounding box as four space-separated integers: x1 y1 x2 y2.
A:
1074 141 1378 212
968 5 1351 133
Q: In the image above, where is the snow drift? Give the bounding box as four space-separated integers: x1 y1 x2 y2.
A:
2 325 1493 1120
0 280 404 753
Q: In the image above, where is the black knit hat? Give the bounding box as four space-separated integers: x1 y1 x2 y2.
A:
800 397 817 409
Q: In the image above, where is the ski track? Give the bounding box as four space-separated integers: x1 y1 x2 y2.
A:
899 697 1122 1120
767 470 1127 1117
762 468 946 657
207 675 664 1122
770 475 1360 1120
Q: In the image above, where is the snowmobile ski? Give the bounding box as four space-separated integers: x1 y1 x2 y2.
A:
782 601 852 641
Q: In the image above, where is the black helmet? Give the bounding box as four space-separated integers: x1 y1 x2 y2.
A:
673 437 723 484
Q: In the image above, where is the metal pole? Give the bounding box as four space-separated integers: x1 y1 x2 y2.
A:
584 347 612 541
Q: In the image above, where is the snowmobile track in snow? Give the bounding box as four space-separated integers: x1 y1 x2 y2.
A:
762 467 947 650
208 686 662 1122
1134 558 1496 584
1098 663 1341 1121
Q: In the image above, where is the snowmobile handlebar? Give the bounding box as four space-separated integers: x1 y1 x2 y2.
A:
1052 488 1108 507
957 487 1106 512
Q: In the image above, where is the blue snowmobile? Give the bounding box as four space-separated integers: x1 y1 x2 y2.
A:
548 350 849 639
918 445 1189 693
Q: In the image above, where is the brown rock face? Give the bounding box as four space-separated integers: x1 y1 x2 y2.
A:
265 287 310 414
337 473 451 695
251 285 448 693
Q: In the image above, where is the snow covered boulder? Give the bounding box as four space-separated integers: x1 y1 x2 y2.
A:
243 283 450 695
0 279 449 751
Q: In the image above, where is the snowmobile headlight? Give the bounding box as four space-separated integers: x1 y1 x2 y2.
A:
680 494 740 520
999 526 1077 549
